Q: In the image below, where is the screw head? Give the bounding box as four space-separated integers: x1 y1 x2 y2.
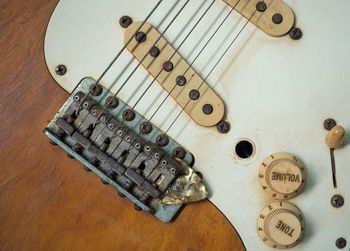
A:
134 203 143 211
117 191 126 198
163 61 173 72
172 147 186 159
202 104 213 115
139 121 152 134
272 13 283 24
156 134 169 147
135 32 146 43
289 27 303 40
105 96 119 109
107 122 115 130
324 118 337 130
49 139 58 146
122 109 135 121
336 237 347 249
89 84 103 96
217 120 230 134
331 194 344 208
119 15 132 28
83 166 92 172
100 115 108 123
55 65 67 75
149 46 160 57
176 75 187 86
67 153 75 159
256 1 267 12
145 145 152 152
189 90 200 100
101 178 109 185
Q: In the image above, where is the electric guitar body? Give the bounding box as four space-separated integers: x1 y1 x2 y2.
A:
1 0 350 250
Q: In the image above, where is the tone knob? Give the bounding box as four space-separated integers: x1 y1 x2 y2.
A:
258 152 306 199
257 201 304 249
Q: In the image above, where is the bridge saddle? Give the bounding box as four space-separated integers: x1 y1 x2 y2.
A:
44 77 207 222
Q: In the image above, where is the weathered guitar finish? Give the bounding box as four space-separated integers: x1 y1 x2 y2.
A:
2 0 350 250
0 1 244 250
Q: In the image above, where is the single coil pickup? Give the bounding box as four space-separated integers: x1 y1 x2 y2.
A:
55 91 182 199
124 22 225 127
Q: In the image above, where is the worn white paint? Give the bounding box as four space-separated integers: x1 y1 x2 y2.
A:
44 0 350 250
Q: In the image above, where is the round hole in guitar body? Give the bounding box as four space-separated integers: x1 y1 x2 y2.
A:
234 139 255 160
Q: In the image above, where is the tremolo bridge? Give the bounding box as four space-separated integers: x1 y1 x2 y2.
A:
44 78 206 222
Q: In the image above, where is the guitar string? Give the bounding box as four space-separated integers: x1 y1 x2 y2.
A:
120 1 253 188
166 8 258 133
76 0 164 115
114 0 191 96
130 0 217 110
147 0 241 123
89 0 191 125
111 0 216 163
97 1 216 176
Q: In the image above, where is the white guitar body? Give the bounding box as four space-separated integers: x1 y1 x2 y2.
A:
44 0 350 250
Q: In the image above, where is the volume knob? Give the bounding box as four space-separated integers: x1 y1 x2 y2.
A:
257 201 304 249
258 152 306 199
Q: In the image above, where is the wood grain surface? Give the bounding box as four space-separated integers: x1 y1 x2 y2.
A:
0 1 245 250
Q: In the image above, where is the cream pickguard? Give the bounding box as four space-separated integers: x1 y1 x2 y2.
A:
44 0 350 250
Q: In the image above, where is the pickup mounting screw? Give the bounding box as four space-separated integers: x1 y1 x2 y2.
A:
289 27 303 40
119 15 133 28
135 32 146 43
123 109 135 121
272 14 283 24
139 121 152 134
324 118 337 130
256 1 267 12
217 120 230 134
189 90 200 100
176 75 187 86
336 237 347 249
163 61 173 72
202 104 213 115
331 194 344 208
156 134 169 147
149 46 160 57
105 96 119 109
55 65 67 76
89 84 103 96
172 147 186 159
